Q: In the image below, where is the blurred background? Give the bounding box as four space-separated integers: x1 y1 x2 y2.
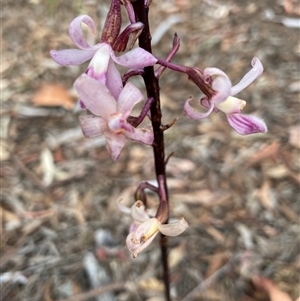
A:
1 0 299 300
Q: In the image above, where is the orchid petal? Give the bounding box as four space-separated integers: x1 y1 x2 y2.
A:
226 113 267 135
74 74 116 119
204 67 232 104
126 232 140 253
86 44 111 82
124 126 154 145
129 221 140 233
79 115 107 138
231 57 264 95
126 231 158 258
108 114 134 133
117 199 131 215
50 49 96 66
113 22 144 52
131 201 150 223
126 216 188 257
110 47 157 69
158 218 188 236
130 218 159 242
204 67 230 83
117 82 144 115
86 68 106 85
69 15 97 49
184 97 214 120
105 58 123 99
104 131 126 160
216 96 246 114
200 97 220 113
79 99 87 110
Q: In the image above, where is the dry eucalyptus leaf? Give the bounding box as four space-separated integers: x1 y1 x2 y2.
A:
139 277 164 292
1 206 22 231
288 125 300 148
31 84 74 109
0 140 10 161
40 148 55 186
266 165 289 179
246 141 280 167
284 0 300 16
255 181 277 212
253 276 293 301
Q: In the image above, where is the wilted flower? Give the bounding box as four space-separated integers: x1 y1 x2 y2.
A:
75 74 153 160
126 201 188 258
50 15 157 99
184 57 267 135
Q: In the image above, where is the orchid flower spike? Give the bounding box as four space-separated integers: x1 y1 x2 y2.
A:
126 201 188 258
75 74 153 160
50 15 157 99
184 57 267 135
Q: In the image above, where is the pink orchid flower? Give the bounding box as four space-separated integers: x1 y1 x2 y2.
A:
184 57 267 135
50 15 157 99
126 201 188 258
75 74 153 160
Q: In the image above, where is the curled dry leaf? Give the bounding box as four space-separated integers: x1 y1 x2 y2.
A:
246 141 280 167
31 84 74 109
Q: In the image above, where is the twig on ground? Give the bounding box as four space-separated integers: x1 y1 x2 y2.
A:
58 282 127 301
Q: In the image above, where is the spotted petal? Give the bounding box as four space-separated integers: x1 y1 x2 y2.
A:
69 15 97 49
110 47 157 69
50 48 96 66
